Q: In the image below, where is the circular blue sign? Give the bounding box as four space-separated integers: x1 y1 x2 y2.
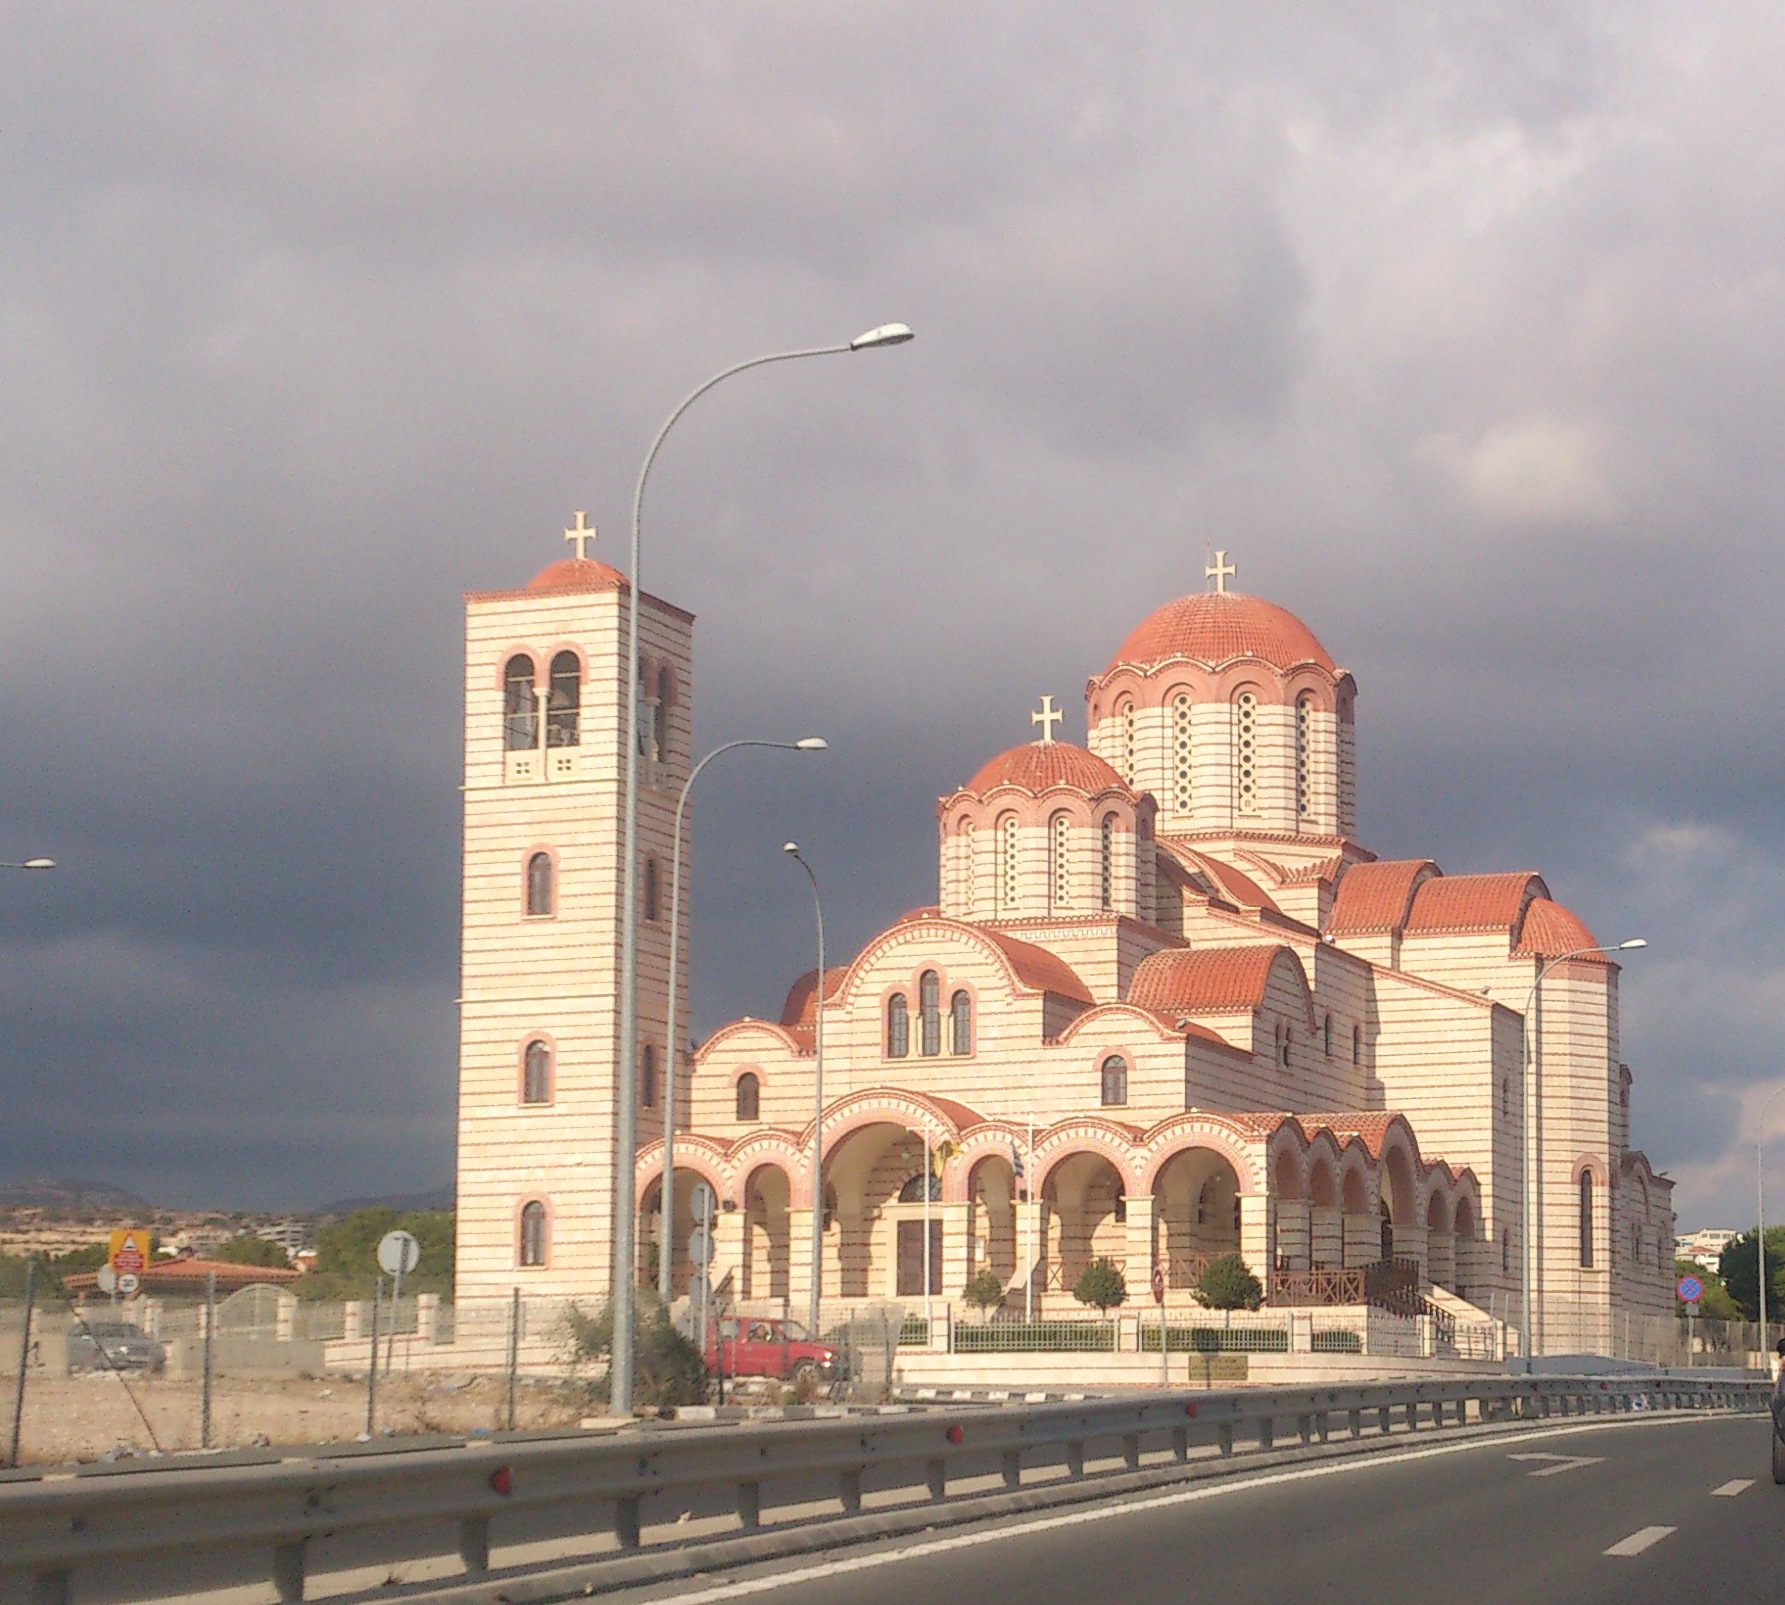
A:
1676 1275 1704 1303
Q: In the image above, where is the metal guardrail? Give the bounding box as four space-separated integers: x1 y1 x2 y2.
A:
0 1375 1767 1604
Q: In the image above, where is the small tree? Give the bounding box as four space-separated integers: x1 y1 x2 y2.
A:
1072 1256 1127 1315
211 1234 292 1269
1196 1253 1263 1311
564 1288 708 1410
962 1269 1006 1321
1717 1230 1785 1322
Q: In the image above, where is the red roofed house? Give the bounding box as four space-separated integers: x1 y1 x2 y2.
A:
455 542 1671 1359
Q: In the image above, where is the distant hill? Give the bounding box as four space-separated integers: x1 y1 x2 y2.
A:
0 1177 154 1214
315 1186 454 1217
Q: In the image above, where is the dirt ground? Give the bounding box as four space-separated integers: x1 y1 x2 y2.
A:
1 1369 597 1465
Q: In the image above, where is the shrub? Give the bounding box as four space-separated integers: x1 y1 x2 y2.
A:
563 1288 708 1410
962 1269 1006 1320
1072 1257 1128 1314
1195 1253 1263 1311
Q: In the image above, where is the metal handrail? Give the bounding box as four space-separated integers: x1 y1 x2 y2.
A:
0 1374 1765 1602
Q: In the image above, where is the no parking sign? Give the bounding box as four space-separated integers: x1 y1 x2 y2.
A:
1676 1274 1704 1306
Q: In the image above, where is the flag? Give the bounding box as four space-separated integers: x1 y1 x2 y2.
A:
1010 1142 1025 1180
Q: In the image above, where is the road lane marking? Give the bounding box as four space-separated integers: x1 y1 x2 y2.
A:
1712 1478 1754 1496
618 1415 1740 1604
1508 1453 1604 1477
1605 1526 1676 1557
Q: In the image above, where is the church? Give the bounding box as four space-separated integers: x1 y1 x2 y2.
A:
453 535 1675 1357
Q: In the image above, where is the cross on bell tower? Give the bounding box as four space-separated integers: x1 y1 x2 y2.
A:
565 511 597 561
1031 695 1063 744
1205 550 1236 594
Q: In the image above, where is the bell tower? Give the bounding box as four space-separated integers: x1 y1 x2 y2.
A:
454 522 693 1308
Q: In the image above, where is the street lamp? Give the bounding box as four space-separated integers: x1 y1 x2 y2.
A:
1520 937 1646 1362
782 842 826 1338
1 860 54 870
611 323 912 1415
657 737 827 1308
1756 1085 1785 1353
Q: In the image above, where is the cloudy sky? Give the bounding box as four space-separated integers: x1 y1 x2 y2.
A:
0 4 1781 1224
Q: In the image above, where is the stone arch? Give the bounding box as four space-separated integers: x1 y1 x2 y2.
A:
1041 1148 1130 1296
1339 1153 1372 1215
1273 1144 1305 1200
1152 1144 1244 1288
965 1149 1020 1290
1137 1115 1260 1195
1425 1190 1452 1234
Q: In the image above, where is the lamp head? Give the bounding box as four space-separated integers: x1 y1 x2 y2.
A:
1617 938 1648 951
850 321 915 350
782 841 802 856
21 859 53 870
795 737 828 751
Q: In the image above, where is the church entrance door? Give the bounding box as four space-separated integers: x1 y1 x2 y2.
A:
896 1220 943 1296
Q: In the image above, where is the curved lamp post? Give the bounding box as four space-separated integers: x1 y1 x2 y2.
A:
1757 1085 1785 1350
1520 937 1646 1362
1 860 53 870
781 842 825 1337
657 737 827 1308
612 322 912 1413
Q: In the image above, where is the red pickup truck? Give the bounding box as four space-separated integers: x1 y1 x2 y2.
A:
707 1318 847 1382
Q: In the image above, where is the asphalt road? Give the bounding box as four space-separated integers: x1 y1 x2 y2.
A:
605 1413 1782 1605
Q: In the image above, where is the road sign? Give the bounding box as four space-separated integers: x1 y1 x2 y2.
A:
116 1272 140 1297
688 1226 716 1266
95 1266 117 1295
1151 1264 1166 1305
109 1229 148 1276
689 1182 717 1220
377 1230 421 1277
1676 1274 1705 1304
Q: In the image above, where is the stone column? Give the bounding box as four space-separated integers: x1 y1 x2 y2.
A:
416 1292 440 1345
275 1291 297 1342
713 1207 747 1303
1013 1198 1046 1314
1123 1194 1157 1294
343 1300 365 1341
1238 1193 1275 1285
1310 1207 1343 1269
938 1202 971 1297
1342 1213 1379 1269
1395 1223 1430 1278
1426 1230 1456 1290
786 1208 814 1314
1276 1200 1312 1272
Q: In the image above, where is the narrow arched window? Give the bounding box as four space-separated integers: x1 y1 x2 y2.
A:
1099 815 1115 910
504 655 539 751
655 667 673 764
519 1201 547 1267
547 651 580 748
1502 1079 1510 1120
1578 1171 1594 1268
1172 691 1194 814
1323 1013 1333 1057
959 822 975 906
1295 694 1314 818
999 813 1019 913
886 993 909 1057
1050 812 1072 910
1502 1228 1511 1274
525 852 554 917
1100 1054 1128 1106
522 1040 551 1105
735 1072 760 1122
1235 691 1258 814
1352 1024 1361 1066
644 858 659 922
1119 699 1137 786
920 971 941 1057
951 991 972 1055
641 1045 657 1109
1280 1023 1291 1068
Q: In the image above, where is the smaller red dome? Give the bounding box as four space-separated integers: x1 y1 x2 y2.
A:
964 741 1129 796
526 557 629 593
1107 592 1335 676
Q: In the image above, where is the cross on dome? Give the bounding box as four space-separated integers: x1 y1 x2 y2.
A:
565 511 597 561
1031 695 1063 744
1205 550 1236 594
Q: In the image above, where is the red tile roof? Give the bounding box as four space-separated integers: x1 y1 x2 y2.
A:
525 556 629 594
1513 898 1610 963
1163 844 1279 911
1295 1113 1405 1159
62 1258 303 1294
963 741 1130 797
1128 945 1291 1014
1405 872 1545 934
1327 860 1438 934
1105 592 1336 676
780 965 850 1027
982 931 1095 1002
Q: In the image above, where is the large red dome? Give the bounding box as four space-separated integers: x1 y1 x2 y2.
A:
526 556 629 593
1106 592 1335 676
964 742 1129 795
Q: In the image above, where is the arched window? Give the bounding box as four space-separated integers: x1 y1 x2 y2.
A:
1099 814 1115 910
1100 1054 1128 1107
1502 1079 1510 1120
886 993 910 1058
1578 1171 1594 1268
951 991 972 1056
1172 691 1194 814
1502 1228 1511 1274
959 822 975 906
635 668 650 758
999 814 1019 913
1280 1023 1291 1068
920 971 941 1057
655 667 673 764
898 1171 941 1203
1119 699 1137 786
735 1072 760 1122
1295 694 1314 818
644 857 659 922
1050 812 1072 910
1235 691 1258 814
1323 1013 1333 1057
522 1039 551 1105
641 1045 657 1109
1352 1024 1361 1066
547 651 581 748
504 655 538 751
525 852 554 917
519 1200 547 1267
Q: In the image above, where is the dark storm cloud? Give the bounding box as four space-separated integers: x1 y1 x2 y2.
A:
0 2 1781 1219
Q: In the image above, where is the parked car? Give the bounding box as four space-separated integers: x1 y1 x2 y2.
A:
707 1318 847 1382
67 1321 165 1374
